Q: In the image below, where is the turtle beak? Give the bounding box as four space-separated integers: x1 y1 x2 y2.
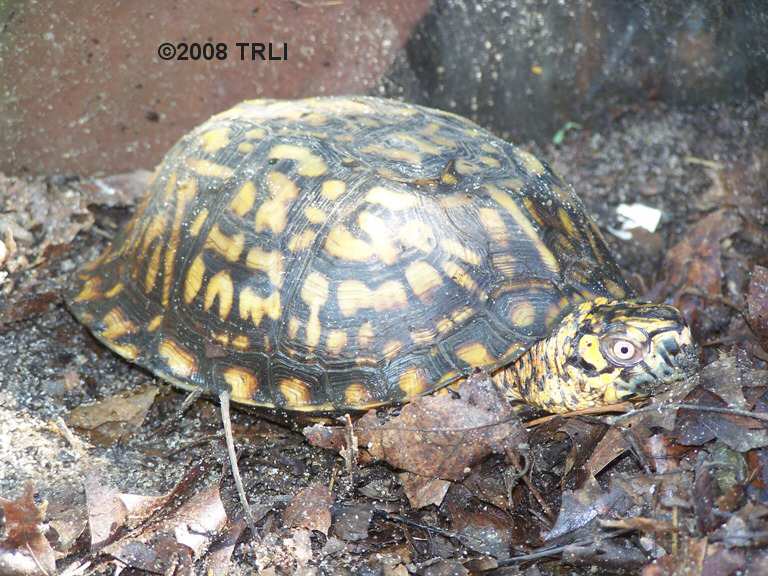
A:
611 325 699 402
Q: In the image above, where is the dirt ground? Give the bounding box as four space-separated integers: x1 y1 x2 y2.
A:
0 95 767 575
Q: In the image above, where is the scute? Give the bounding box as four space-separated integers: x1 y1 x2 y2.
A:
68 96 632 412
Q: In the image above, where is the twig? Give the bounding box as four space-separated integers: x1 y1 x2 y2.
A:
53 416 87 460
219 391 257 536
524 402 634 428
683 156 724 171
494 528 634 566
505 447 553 523
607 403 768 425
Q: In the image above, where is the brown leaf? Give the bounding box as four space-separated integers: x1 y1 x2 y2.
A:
0 482 56 576
398 473 450 509
644 538 745 576
85 472 168 549
205 519 245 576
360 395 524 481
443 485 519 560
305 374 526 481
748 265 768 350
103 483 228 568
648 209 741 328
282 483 333 536
67 385 159 445
585 426 630 476
0 292 60 332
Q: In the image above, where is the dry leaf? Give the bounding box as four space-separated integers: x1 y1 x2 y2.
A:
85 472 168 549
282 483 333 536
67 385 159 445
398 473 450 509
0 482 56 576
306 392 525 482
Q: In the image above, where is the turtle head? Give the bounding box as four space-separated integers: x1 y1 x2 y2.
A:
503 298 698 413
561 299 698 408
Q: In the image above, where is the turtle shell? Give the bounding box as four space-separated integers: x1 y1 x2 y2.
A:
68 96 633 412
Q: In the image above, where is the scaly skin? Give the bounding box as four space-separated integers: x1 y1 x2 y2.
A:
493 298 698 413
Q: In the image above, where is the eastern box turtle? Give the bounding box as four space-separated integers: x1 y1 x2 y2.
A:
68 96 698 414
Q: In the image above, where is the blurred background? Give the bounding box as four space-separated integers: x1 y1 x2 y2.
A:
1 0 767 176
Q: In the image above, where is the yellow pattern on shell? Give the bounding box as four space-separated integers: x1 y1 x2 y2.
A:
159 339 196 378
224 367 259 400
326 330 347 354
186 158 234 179
104 282 124 298
488 185 560 275
200 127 230 153
204 270 235 320
510 301 536 327
245 248 283 287
321 179 347 200
189 209 208 237
301 272 329 347
101 307 136 340
344 383 371 406
405 261 442 300
183 254 205 304
357 322 374 348
324 225 374 262
287 230 317 252
337 279 408 317
230 181 257 217
163 178 196 305
254 171 299 234
365 186 419 210
304 206 327 224
73 277 101 302
516 149 546 175
399 368 427 397
147 314 163 332
239 288 281 327
456 342 495 367
279 378 312 406
144 242 163 293
204 224 245 262
268 144 327 177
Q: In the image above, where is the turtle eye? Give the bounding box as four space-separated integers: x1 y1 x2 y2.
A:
602 335 645 367
612 340 635 360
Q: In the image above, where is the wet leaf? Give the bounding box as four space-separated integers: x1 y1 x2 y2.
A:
546 475 632 542
649 209 741 328
0 482 56 576
748 265 768 349
67 385 159 445
282 483 333 535
675 388 768 452
332 504 372 542
443 485 518 560
398 473 450 509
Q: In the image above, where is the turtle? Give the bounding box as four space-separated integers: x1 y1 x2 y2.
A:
68 96 699 419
